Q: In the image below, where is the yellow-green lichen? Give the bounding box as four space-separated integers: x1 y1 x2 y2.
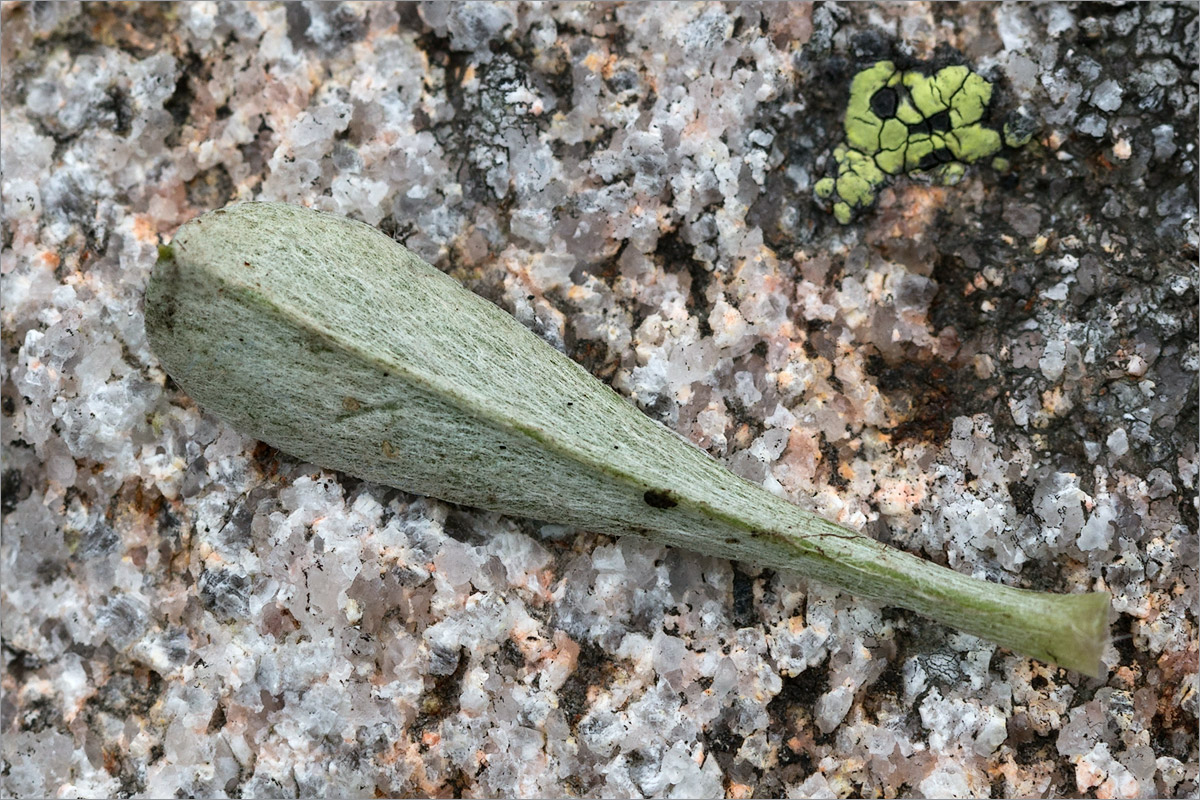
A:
815 59 1029 224
1003 120 1034 148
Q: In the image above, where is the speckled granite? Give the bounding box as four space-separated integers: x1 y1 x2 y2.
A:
2 2 1196 798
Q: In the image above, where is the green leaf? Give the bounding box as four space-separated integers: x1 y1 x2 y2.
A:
145 203 1110 677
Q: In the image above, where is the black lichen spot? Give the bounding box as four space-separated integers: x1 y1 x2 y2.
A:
643 489 678 509
928 109 951 132
870 87 898 118
908 118 932 137
918 148 954 170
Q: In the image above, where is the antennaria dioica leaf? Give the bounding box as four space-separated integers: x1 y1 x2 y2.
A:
144 202 1110 677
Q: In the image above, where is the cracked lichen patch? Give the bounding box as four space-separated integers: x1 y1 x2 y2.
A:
815 60 1022 224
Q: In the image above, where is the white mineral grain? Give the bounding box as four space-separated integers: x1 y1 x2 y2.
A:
918 756 983 799
1076 114 1108 138
1090 79 1125 112
789 772 837 800
1078 500 1116 552
1039 337 1068 381
1107 426 1131 456
814 683 854 734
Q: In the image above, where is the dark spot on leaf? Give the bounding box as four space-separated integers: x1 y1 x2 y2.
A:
643 489 678 509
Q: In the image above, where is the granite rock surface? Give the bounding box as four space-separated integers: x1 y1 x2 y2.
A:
2 2 1197 798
